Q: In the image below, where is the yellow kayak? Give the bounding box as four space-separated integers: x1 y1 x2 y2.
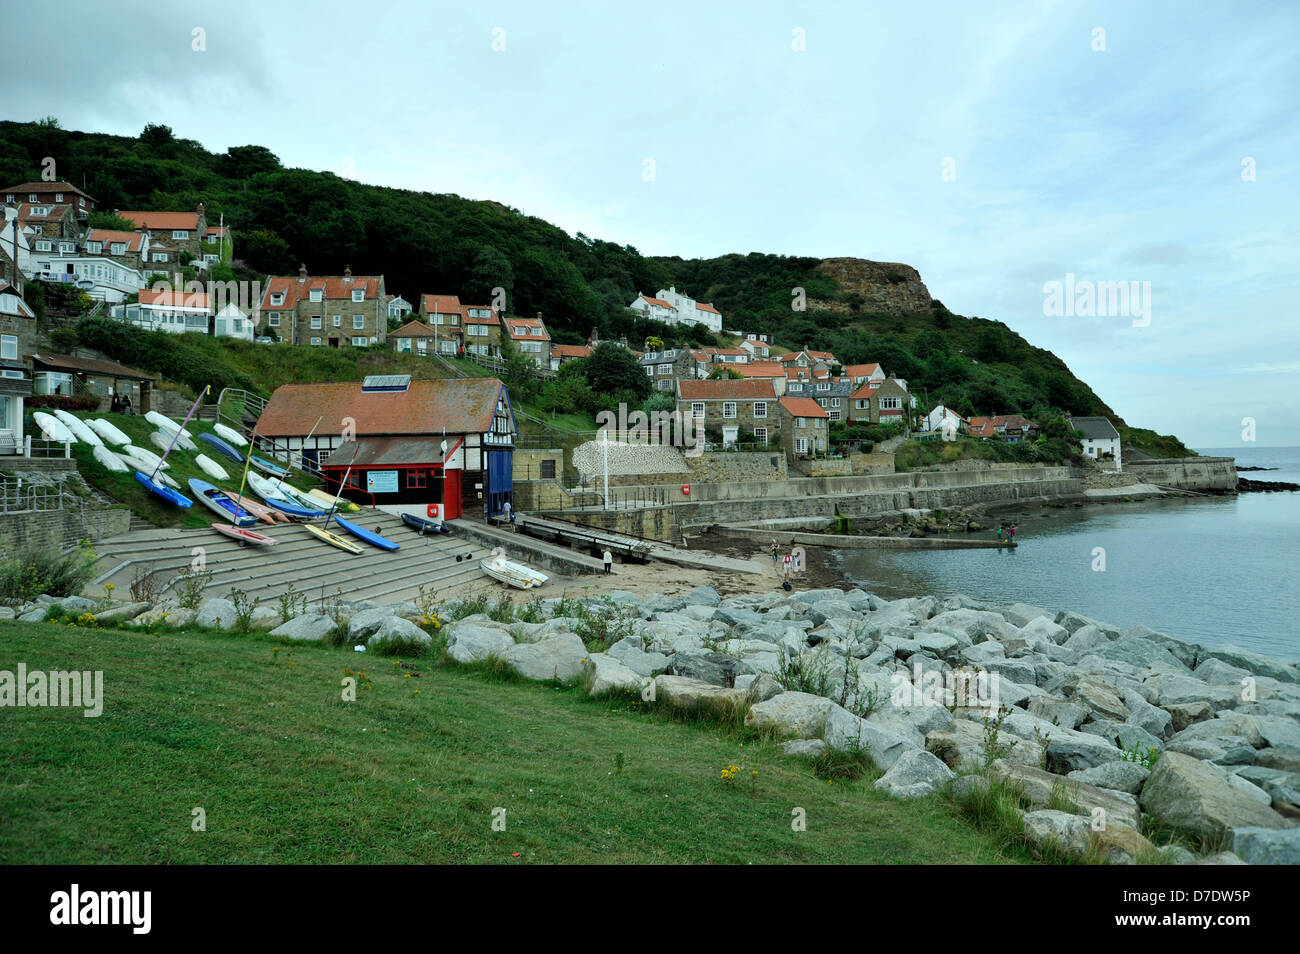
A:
304 488 361 513
304 523 363 554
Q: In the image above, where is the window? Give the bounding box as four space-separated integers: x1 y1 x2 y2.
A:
311 337 322 346
86 241 102 254
311 316 322 329
753 427 767 444
152 252 168 262
332 315 341 327
55 193 64 202
79 197 86 207
855 399 868 410
353 315 365 329
540 459 556 479
753 402 767 418
817 382 830 391
690 402 705 420
4 195 10 203
881 397 902 410
28 193 37 202
59 242 73 254
796 438 808 454
656 379 673 391
352 336 367 347
645 366 654 377
657 363 672 375
407 471 427 489
722 402 737 419
831 398 840 407
271 292 285 306
788 382 802 393
268 314 280 327
797 417 807 428
111 243 126 255
828 410 841 422
309 289 323 302
172 230 189 240
0 334 16 360
351 289 364 302
35 240 51 251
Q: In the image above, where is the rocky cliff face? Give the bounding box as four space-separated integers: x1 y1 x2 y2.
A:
812 258 932 316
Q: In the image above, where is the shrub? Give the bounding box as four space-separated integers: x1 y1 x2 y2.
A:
0 542 98 607
27 394 100 412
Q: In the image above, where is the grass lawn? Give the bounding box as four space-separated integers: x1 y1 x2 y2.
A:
0 620 1032 865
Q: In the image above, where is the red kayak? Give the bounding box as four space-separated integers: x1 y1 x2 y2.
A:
211 523 277 546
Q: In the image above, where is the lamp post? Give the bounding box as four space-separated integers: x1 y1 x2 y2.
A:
602 427 610 511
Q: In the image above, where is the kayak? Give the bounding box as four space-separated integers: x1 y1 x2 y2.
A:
194 453 230 481
211 523 277 546
304 488 361 513
146 411 193 440
134 471 192 509
52 410 103 446
31 411 75 443
150 429 197 455
304 523 363 554
93 444 129 472
86 418 131 445
197 431 244 463
401 512 450 534
333 515 400 551
250 454 290 479
213 422 248 447
246 472 325 519
188 478 260 527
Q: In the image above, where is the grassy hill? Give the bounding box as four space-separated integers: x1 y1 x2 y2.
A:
0 618 1032 864
3 118 1190 455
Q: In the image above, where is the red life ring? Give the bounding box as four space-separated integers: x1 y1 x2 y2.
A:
681 484 690 495
426 504 440 518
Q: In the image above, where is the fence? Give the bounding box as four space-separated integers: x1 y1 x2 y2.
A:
0 477 68 514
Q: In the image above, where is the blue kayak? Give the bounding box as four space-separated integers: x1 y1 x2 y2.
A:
134 471 193 509
401 512 450 534
197 431 244 463
250 454 289 479
188 478 259 527
333 515 400 551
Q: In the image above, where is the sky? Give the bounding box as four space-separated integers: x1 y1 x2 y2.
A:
2 0 1297 447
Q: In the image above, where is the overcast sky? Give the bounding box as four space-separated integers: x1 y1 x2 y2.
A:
4 0 1297 447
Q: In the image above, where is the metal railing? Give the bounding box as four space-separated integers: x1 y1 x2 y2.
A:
1 477 67 514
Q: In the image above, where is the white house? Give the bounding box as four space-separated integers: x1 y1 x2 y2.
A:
387 294 412 320
923 404 968 434
29 255 147 303
113 289 212 335
0 283 34 454
0 207 34 278
214 302 254 341
1069 415 1122 470
629 286 723 333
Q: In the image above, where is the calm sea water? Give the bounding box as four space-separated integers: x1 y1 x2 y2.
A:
835 447 1300 660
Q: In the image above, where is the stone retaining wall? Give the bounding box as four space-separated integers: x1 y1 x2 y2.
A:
1124 457 1237 492
0 506 131 556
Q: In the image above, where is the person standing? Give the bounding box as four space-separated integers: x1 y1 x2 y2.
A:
602 548 613 575
1008 523 1017 542
770 540 780 562
503 499 512 531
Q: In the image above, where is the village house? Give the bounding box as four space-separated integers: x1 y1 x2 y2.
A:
17 202 81 243
992 414 1036 442
115 204 208 263
460 303 501 356
0 283 35 454
389 319 441 356
640 346 697 393
733 361 787 396
0 207 34 281
2 181 97 219
504 314 551 367
809 378 854 423
81 229 151 272
111 289 252 340
257 265 387 347
27 351 155 411
386 294 413 321
924 404 969 435
851 376 912 426
678 378 778 449
418 293 463 354
549 343 592 371
1069 415 1121 469
778 396 829 459
29 253 146 303
629 286 723 333
737 337 772 360
844 362 886 387
255 375 517 519
967 416 997 439
777 349 837 373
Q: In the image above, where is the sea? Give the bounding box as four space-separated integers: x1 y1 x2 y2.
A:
834 446 1300 660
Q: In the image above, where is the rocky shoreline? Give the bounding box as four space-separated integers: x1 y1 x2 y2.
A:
8 579 1299 865
1237 477 1300 493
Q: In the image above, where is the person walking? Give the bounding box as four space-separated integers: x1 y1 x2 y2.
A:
502 499 513 531
1008 523 1017 542
770 540 780 562
602 548 613 575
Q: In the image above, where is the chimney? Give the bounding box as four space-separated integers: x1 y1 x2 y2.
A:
298 264 307 283
197 202 204 216
344 265 352 282
535 311 543 321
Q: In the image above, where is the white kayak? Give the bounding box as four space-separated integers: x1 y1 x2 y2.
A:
93 444 129 472
52 409 104 447
150 428 197 454
146 411 193 440
213 422 248 447
194 453 230 481
118 453 180 488
120 444 168 471
32 411 75 443
86 418 131 445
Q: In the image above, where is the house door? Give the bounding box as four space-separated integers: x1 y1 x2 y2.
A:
484 448 513 518
328 337 339 348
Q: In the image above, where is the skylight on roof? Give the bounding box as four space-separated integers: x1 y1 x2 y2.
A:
361 374 411 392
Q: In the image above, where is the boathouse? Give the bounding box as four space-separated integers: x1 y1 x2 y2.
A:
254 375 516 519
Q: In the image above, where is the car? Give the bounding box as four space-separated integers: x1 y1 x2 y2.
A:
255 336 276 344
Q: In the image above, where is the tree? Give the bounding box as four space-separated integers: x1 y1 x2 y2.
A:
140 123 175 150
583 342 650 401
708 365 742 379
220 145 281 179
466 245 514 306
86 211 139 232
238 228 295 274
496 333 540 403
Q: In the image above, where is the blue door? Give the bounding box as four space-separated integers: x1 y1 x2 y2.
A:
485 449 513 517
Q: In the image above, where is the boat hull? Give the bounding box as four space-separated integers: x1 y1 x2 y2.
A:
480 557 547 589
304 523 363 554
197 431 245 463
401 512 448 534
188 478 260 527
211 524 277 546
333 515 400 551
134 471 193 509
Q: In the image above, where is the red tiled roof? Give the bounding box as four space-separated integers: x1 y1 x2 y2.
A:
389 319 439 338
696 302 720 314
845 363 881 379
257 378 508 438
2 181 96 201
460 305 499 324
17 202 72 222
85 229 145 252
850 382 882 400
117 210 201 230
421 293 462 314
506 318 550 341
735 362 785 377
780 397 829 418
678 379 777 401
640 294 671 308
259 274 383 308
139 288 211 310
551 344 592 359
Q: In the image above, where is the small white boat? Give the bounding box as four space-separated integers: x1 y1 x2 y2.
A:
120 444 168 471
93 444 129 472
149 429 198 454
194 453 230 481
32 411 75 443
146 410 193 440
117 453 180 488
212 523 277 546
480 554 548 589
213 422 248 447
86 418 131 445
52 410 104 446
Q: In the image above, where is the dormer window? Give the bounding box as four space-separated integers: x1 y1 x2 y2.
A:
172 230 189 240
111 242 126 255
270 292 285 306
351 289 363 302
309 289 323 303
86 241 102 254
28 193 37 202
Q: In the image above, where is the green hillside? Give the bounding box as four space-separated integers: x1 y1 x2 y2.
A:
2 118 1190 455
